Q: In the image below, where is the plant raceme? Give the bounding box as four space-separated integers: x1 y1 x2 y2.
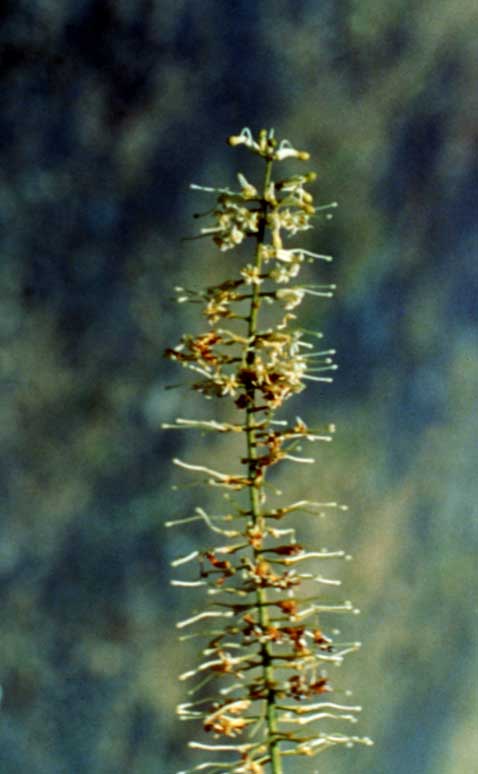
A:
164 128 372 774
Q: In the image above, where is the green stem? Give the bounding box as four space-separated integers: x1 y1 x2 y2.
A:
245 154 283 774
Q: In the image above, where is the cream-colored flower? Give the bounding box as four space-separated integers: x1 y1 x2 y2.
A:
201 201 259 252
240 264 263 286
275 288 305 310
237 173 258 200
273 139 310 161
227 127 260 152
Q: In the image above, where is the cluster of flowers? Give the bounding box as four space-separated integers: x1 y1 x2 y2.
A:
165 129 371 774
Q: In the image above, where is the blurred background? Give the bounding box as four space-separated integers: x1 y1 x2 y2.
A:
1 1 477 772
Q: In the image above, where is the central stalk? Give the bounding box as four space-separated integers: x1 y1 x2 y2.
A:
245 153 283 774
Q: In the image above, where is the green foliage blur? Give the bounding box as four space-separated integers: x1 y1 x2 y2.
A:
1 1 477 772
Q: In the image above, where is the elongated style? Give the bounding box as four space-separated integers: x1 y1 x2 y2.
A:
165 128 372 774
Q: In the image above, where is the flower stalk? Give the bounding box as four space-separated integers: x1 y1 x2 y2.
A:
165 128 372 774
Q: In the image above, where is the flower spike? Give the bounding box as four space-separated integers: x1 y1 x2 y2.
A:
164 130 371 773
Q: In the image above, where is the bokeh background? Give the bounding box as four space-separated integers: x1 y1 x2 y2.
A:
1 1 477 772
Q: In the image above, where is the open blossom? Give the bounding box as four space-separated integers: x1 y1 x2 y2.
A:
165 129 371 774
240 264 264 285
275 287 305 310
201 201 260 251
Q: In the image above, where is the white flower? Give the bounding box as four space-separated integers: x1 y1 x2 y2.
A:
240 264 263 285
276 288 305 310
273 139 310 161
237 173 258 199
